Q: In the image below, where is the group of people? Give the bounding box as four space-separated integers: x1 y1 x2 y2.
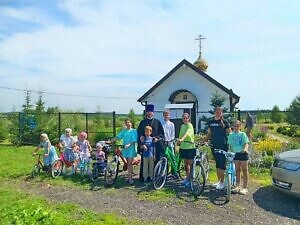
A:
34 104 250 195
34 128 94 175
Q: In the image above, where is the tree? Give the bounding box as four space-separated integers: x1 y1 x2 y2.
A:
287 95 300 125
35 91 45 114
22 89 33 113
199 91 233 133
128 108 136 127
270 105 284 123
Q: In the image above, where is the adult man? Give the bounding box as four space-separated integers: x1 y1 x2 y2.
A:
245 112 254 140
204 107 231 190
137 104 164 182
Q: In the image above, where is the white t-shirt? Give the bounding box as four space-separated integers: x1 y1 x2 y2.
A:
161 120 175 146
60 134 76 148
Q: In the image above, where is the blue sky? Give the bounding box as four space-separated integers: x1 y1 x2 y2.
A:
0 0 299 113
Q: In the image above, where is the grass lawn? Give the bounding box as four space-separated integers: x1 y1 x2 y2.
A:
0 145 158 225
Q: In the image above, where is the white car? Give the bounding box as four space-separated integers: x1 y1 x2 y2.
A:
271 149 300 198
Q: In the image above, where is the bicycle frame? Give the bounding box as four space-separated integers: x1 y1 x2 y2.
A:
164 145 179 173
32 153 51 178
214 149 236 202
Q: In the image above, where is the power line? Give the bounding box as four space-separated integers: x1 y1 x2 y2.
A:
0 86 137 99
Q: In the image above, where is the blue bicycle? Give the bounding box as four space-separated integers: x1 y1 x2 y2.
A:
214 149 236 202
78 152 90 177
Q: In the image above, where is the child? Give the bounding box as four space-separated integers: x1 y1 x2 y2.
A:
228 120 250 195
77 131 92 174
33 133 58 170
95 141 106 163
92 141 107 173
59 128 77 163
178 113 196 188
141 126 156 183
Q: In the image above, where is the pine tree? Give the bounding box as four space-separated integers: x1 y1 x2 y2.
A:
199 91 233 133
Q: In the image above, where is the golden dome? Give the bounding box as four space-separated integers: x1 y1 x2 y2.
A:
194 55 208 72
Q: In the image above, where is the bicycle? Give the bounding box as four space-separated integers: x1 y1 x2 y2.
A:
189 142 210 197
51 147 79 178
153 139 184 190
31 153 52 178
78 152 90 177
214 148 236 202
89 142 111 185
104 143 123 186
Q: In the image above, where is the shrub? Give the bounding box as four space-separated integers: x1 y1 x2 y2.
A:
252 128 267 140
253 138 282 156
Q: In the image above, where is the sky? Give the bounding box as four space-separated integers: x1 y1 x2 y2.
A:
0 0 299 114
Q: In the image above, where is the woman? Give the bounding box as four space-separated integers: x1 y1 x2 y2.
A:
204 106 231 190
178 113 196 187
114 118 138 185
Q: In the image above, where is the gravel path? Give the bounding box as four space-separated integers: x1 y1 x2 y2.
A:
20 175 300 225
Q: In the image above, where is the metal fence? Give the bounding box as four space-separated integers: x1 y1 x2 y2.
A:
0 109 298 145
0 112 143 145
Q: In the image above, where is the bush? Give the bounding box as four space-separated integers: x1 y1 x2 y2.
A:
252 128 267 140
277 125 299 137
253 138 282 156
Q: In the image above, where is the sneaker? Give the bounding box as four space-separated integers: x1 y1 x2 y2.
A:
212 181 220 187
232 186 240 193
239 188 248 195
181 178 189 186
216 182 225 190
184 181 191 188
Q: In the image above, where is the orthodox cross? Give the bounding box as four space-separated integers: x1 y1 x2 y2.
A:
195 35 206 58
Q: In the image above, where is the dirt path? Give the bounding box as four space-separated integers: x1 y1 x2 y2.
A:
20 176 300 225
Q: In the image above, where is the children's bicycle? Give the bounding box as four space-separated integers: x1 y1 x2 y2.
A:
31 153 52 178
51 147 78 178
153 139 184 190
189 143 210 197
214 149 236 202
89 143 111 186
104 144 124 186
78 152 90 177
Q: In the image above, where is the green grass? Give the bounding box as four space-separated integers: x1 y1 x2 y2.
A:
0 182 148 225
0 146 161 225
249 167 272 186
0 145 33 179
137 188 176 202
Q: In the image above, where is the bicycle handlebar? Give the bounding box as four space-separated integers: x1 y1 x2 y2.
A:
213 149 236 160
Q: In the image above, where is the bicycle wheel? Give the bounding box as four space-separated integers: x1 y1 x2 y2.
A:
202 153 209 181
51 159 63 178
104 157 119 186
31 164 41 178
226 173 232 202
177 158 186 179
90 168 98 182
189 159 206 197
153 157 168 190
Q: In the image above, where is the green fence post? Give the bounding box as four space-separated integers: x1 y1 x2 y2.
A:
58 112 61 141
113 111 116 137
